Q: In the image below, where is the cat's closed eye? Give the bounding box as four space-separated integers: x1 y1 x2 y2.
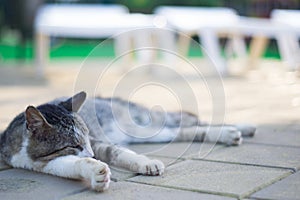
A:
73 145 83 151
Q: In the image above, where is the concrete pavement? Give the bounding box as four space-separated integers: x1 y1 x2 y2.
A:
0 60 299 200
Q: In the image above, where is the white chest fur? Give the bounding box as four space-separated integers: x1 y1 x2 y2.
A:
10 138 34 170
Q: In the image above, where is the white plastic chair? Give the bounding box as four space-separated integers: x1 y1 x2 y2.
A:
155 6 300 75
271 9 300 70
155 6 246 75
231 16 292 70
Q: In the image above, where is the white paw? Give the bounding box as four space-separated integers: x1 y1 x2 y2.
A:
235 124 256 137
138 159 165 176
220 127 242 146
81 158 111 192
90 161 111 192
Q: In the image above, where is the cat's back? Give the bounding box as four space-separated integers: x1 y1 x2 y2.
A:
79 97 150 126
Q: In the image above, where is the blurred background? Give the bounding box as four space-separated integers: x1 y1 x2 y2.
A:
0 0 299 132
0 0 299 63
0 2 299 199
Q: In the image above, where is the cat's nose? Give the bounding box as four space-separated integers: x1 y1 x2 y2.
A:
78 148 95 158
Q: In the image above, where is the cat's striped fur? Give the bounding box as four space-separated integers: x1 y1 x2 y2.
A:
0 91 255 191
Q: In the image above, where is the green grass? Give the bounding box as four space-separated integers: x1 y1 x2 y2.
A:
50 39 115 58
0 38 115 60
0 38 280 61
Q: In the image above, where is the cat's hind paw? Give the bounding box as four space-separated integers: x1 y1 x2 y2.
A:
235 124 256 137
220 127 243 146
138 159 165 176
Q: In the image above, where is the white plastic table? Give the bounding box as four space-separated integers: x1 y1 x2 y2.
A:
34 4 167 77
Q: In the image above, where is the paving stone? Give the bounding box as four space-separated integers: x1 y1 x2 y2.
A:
110 168 136 182
149 156 184 167
0 169 87 200
128 160 291 199
63 181 234 200
128 142 223 160
109 156 183 182
203 143 300 171
252 171 300 200
244 124 300 147
1 62 300 199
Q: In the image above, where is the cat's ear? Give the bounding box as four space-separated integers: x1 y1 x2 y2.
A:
25 106 52 132
59 91 87 112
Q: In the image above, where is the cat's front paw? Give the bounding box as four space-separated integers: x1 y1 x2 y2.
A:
79 158 111 192
220 127 242 146
90 162 111 192
138 159 165 176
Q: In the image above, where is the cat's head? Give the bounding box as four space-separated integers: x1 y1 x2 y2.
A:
25 91 94 161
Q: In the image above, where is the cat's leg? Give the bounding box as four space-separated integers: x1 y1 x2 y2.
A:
91 141 164 176
175 126 242 145
205 126 242 145
201 122 256 137
41 155 111 191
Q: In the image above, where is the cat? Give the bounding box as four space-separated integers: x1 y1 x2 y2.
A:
0 91 255 191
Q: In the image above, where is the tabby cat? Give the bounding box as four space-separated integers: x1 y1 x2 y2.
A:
0 91 255 191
